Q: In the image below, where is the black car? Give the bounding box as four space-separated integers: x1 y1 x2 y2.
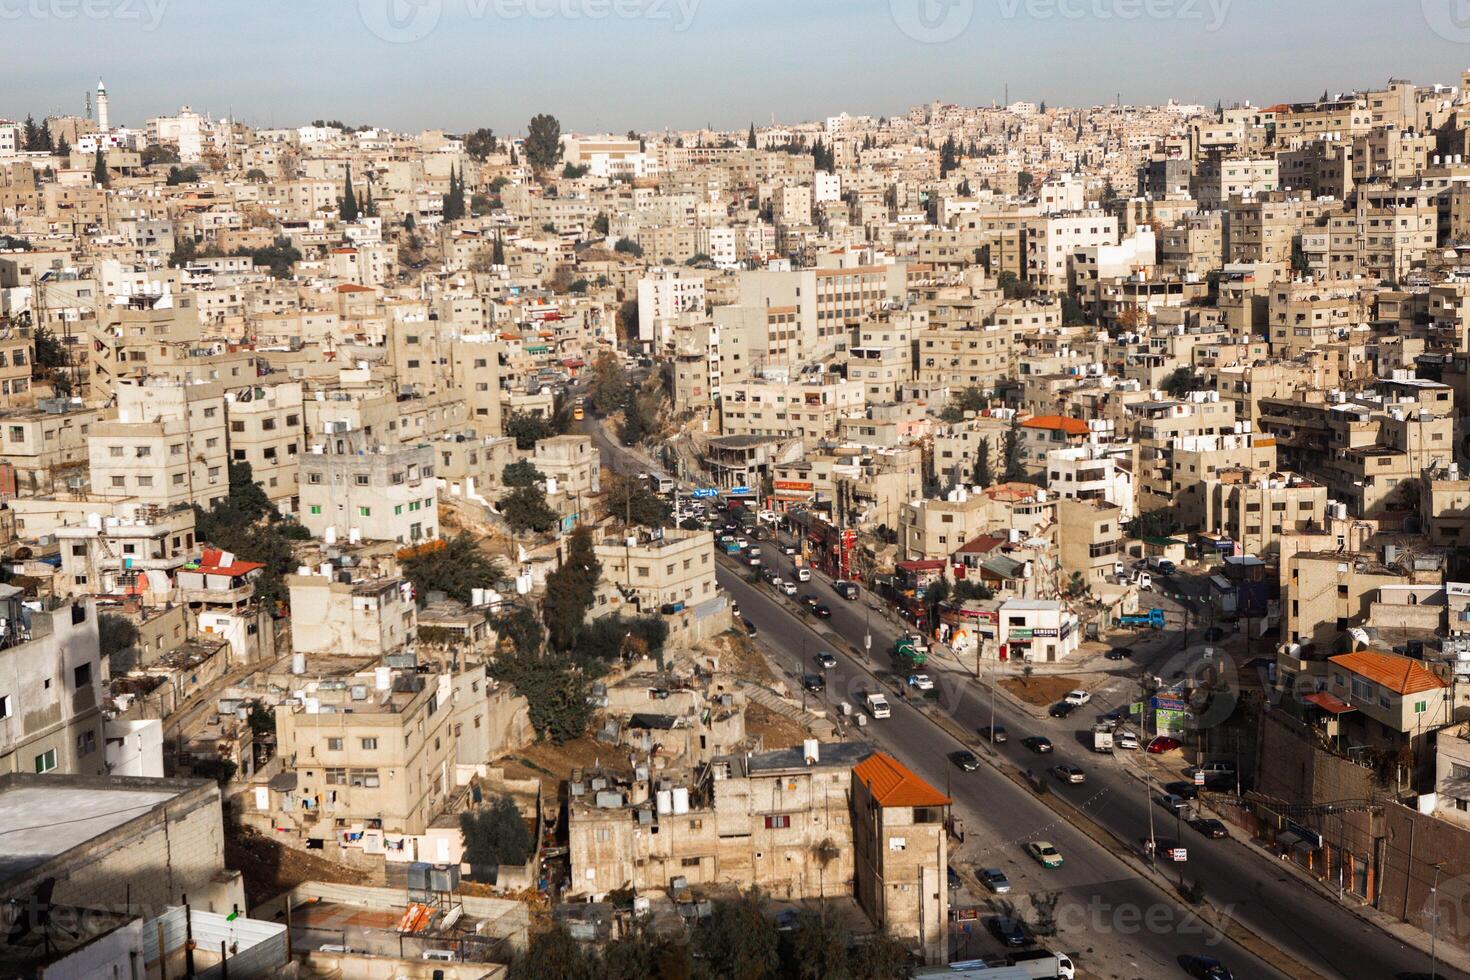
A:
802 674 826 693
1106 646 1133 661
987 916 1029 948
950 750 981 771
742 618 758 637
1190 818 1229 839
1164 781 1200 801
1049 701 1078 719
980 725 1009 744
813 604 832 619
1183 956 1233 980
801 595 820 610
1022 736 1054 753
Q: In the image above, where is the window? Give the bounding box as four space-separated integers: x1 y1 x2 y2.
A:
358 507 371 517
764 815 790 829
73 663 92 689
681 857 702 867
77 730 96 755
1415 700 1428 714
326 737 343 751
34 749 56 773
360 737 378 750
309 505 322 515
0 694 9 719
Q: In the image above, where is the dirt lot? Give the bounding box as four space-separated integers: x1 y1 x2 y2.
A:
999 674 1083 706
497 736 620 794
710 631 778 684
225 828 373 908
745 702 812 750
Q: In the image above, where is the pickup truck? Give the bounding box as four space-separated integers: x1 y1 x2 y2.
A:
863 692 891 719
1146 556 1177 575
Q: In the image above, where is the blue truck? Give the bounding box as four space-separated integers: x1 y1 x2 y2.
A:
1117 609 1167 629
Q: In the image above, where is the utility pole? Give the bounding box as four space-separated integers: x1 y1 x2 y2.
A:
1431 862 1445 980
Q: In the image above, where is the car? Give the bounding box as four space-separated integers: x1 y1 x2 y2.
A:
748 556 762 568
1063 689 1092 706
1052 764 1086 784
988 915 1030 947
1164 781 1200 801
979 867 1011 893
1146 735 1183 754
813 604 832 619
1049 701 1078 719
946 865 963 890
742 618 758 637
802 674 826 693
1022 736 1054 753
801 594 820 609
907 673 934 691
950 750 981 771
1105 646 1133 661
735 538 749 549
795 568 812 582
781 543 798 556
1156 793 1189 813
980 725 1009 744
1190 817 1229 839
1114 730 1140 750
1183 956 1234 980
781 581 798 596
815 651 837 669
1025 840 1064 868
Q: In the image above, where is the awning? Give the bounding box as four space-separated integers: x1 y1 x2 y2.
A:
1303 691 1356 715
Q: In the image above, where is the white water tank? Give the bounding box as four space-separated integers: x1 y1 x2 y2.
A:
803 738 820 764
656 789 673 815
349 527 361 545
291 652 306 675
375 666 392 691
304 697 320 714
324 526 337 545
671 787 690 815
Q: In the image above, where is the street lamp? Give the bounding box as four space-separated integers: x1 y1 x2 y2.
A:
1431 861 1445 980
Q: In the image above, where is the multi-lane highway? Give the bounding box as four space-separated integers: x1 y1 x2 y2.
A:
583 416 1461 979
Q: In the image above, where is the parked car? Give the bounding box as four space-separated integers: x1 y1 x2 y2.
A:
1190 818 1229 839
1105 646 1133 661
980 725 1009 744
1146 735 1182 754
781 543 798 556
801 594 820 610
1164 781 1200 801
795 568 812 582
1156 793 1189 813
950 750 980 771
1114 730 1140 750
813 604 832 619
1183 956 1234 980
947 865 963 890
1022 736 1054 753
1025 840 1065 868
1052 764 1087 784
988 915 1030 948
1063 689 1092 706
742 618 758 637
907 673 934 691
1049 701 1078 719
781 581 798 596
802 674 826 693
979 867 1012 893
815 651 837 669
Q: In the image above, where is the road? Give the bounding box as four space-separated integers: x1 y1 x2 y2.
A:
583 416 1461 979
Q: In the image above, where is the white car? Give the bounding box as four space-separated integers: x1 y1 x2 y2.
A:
781 580 798 596
907 673 934 691
796 568 812 582
1063 689 1092 706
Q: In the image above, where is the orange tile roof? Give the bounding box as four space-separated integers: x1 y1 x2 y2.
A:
852 752 951 808
1021 414 1089 436
1329 650 1447 696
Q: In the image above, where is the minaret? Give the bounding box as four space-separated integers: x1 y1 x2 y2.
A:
96 79 110 132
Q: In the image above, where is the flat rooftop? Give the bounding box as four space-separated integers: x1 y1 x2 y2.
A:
0 782 184 886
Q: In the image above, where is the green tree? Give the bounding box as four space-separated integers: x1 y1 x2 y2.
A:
573 615 668 673
98 613 141 674
492 234 506 265
973 436 994 488
619 390 651 446
340 163 360 221
591 212 609 236
141 143 180 166
785 910 848 980
1061 295 1088 325
32 323 67 373
562 163 589 179
1000 416 1026 483
502 460 544 488
1161 367 1201 398
488 648 590 744
1017 171 1034 194
502 484 558 535
748 123 758 149
524 113 564 173
587 351 630 416
1291 238 1311 275
613 237 643 257
847 933 914 979
227 461 278 524
245 168 268 182
697 891 781 980
459 795 533 867
542 527 601 651
506 411 555 450
22 115 40 151
601 472 671 527
55 135 69 158
939 135 959 178
506 923 598 980
402 533 504 605
166 165 200 186
243 238 302 279
464 127 499 160
93 148 109 187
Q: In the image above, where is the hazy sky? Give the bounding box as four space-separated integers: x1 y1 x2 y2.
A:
4 0 1469 134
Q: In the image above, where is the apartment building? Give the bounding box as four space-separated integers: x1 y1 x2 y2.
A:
88 379 229 511
1131 393 1240 511
287 569 417 658
1045 445 1135 520
636 268 707 346
1198 468 1329 557
719 378 866 447
226 380 303 511
915 323 1024 395
1025 212 1118 288
1192 155 1279 208
1324 650 1451 750
0 400 98 495
532 434 600 500
0 593 105 777
1056 498 1125 591
298 428 440 545
595 528 718 614
56 505 195 601
846 310 919 403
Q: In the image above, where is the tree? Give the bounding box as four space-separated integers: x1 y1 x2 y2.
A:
1161 367 1201 399
459 795 533 867
847 933 914 979
1000 416 1026 483
1017 171 1034 194
243 238 302 279
245 168 268 183
786 909 848 980
488 647 591 744
524 113 564 173
748 123 758 149
227 461 278 524
542 527 600 652
339 163 360 221
506 411 555 450
939 135 959 178
574 615 668 674
588 351 630 416
166 165 200 186
32 323 67 373
973 436 994 488
55 135 70 159
502 460 544 488
22 115 40 151
1291 238 1311 275
619 390 652 446
492 234 506 266
93 148 109 187
141 143 180 166
502 484 558 535
464 127 499 160
601 472 671 528
98 613 141 675
1061 294 1088 325
696 890 781 980
613 236 643 258
562 163 589 179
506 923 598 980
402 533 504 605
442 165 466 221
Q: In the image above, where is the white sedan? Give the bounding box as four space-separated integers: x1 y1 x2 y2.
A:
907 674 934 691
781 581 798 596
1063 689 1092 706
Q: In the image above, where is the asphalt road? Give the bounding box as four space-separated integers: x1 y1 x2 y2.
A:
582 418 1460 979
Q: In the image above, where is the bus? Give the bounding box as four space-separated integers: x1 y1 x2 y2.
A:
647 472 676 496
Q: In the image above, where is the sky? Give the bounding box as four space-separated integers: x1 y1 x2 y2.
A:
3 0 1470 134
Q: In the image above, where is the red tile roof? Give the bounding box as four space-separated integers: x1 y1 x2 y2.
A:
1329 651 1447 696
853 752 951 808
1021 414 1089 436
196 548 265 578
